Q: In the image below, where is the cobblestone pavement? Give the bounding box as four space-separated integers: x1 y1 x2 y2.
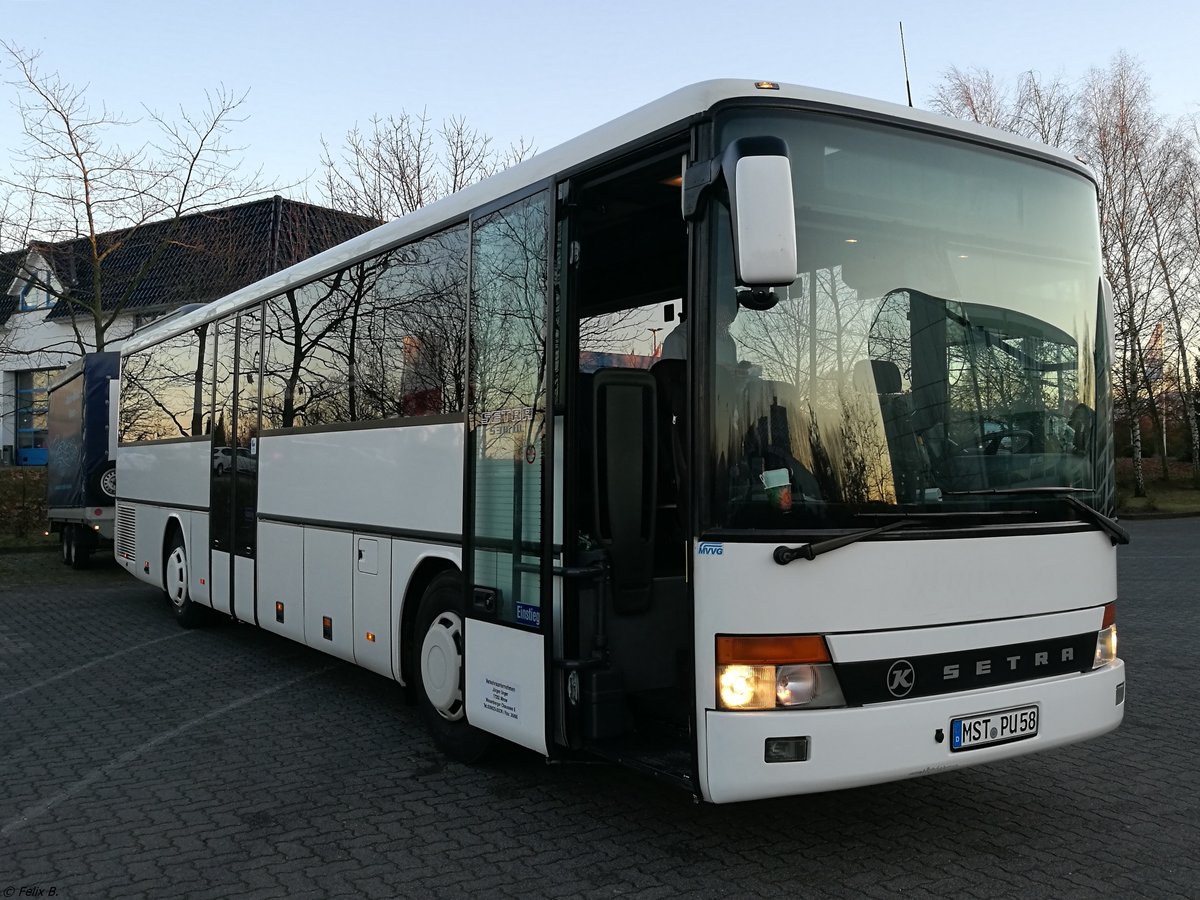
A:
0 523 1195 899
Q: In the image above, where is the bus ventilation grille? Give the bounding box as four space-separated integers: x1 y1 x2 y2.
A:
116 505 136 560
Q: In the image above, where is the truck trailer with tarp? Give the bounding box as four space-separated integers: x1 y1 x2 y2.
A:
46 352 119 567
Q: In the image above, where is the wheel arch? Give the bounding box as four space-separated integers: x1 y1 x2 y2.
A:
160 514 190 591
399 553 462 691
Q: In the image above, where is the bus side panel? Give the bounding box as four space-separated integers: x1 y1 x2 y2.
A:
116 440 209 590
257 424 463 537
210 551 231 616
303 527 355 663
234 555 256 623
257 522 305 645
118 440 209 511
352 533 393 679
188 512 210 606
117 501 169 588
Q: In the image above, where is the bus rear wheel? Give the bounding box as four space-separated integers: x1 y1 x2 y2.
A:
414 571 492 763
164 531 209 628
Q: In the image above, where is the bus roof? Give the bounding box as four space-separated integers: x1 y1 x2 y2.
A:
122 78 1094 355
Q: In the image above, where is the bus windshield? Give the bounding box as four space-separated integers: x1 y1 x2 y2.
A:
707 109 1110 531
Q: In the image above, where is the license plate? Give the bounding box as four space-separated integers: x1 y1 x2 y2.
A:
950 704 1039 752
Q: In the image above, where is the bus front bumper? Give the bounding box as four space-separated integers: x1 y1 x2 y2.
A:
702 660 1124 803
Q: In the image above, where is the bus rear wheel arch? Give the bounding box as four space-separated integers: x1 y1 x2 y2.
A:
162 524 212 628
413 570 492 763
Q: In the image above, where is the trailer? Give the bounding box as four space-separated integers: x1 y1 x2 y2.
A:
46 352 119 567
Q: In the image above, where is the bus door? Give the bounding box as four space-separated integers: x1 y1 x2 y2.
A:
209 306 262 622
463 187 555 755
554 147 696 787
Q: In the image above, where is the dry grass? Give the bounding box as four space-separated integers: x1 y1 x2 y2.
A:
1116 456 1200 516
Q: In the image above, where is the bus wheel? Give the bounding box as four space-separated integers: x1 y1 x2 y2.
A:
414 571 492 763
164 532 207 628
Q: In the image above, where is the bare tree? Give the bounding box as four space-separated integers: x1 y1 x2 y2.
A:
1078 53 1168 492
0 41 267 352
930 66 1017 130
318 110 533 222
1133 124 1200 486
1014 71 1076 146
930 53 1196 497
930 66 1077 147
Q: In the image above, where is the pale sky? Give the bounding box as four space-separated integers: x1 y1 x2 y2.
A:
1 0 1197 201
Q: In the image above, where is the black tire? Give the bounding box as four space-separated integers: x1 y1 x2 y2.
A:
163 530 209 628
64 525 91 570
413 571 493 763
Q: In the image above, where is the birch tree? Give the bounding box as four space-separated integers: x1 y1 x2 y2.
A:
1133 125 1200 486
0 41 266 352
1078 54 1168 491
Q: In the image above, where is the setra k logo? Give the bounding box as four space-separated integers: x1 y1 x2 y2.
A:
887 659 916 697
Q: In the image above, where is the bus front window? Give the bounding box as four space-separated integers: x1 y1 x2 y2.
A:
706 110 1109 531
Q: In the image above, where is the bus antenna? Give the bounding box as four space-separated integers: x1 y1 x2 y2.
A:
899 21 914 108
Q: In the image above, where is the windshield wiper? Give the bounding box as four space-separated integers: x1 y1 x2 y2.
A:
941 487 1130 545
773 519 925 565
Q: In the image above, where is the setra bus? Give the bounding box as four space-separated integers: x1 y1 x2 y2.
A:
115 80 1125 803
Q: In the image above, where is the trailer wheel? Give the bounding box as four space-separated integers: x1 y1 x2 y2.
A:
60 527 71 565
413 571 492 763
63 525 91 570
164 530 207 628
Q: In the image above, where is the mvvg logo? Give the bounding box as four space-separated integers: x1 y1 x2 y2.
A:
698 542 724 556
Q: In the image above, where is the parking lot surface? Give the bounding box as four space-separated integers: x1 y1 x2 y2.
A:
1 520 1196 899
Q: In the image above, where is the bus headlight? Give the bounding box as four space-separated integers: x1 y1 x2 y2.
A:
716 635 846 710
1093 603 1118 669
718 665 776 709
776 664 846 708
1094 625 1117 668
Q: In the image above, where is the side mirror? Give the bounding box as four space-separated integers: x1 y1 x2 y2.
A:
723 137 797 289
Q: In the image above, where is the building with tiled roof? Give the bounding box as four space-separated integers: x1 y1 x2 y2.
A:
1 196 377 464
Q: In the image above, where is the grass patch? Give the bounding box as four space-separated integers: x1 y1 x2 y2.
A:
1116 457 1200 516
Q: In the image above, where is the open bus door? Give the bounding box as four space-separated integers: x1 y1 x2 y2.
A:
553 147 697 789
461 186 556 756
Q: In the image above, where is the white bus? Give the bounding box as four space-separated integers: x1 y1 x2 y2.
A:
115 80 1125 803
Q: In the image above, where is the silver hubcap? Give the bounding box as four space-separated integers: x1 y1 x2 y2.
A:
421 611 464 721
166 546 188 609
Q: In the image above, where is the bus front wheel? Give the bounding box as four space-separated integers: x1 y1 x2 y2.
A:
413 571 492 763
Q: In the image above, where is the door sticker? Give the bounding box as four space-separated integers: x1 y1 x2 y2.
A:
481 677 520 721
